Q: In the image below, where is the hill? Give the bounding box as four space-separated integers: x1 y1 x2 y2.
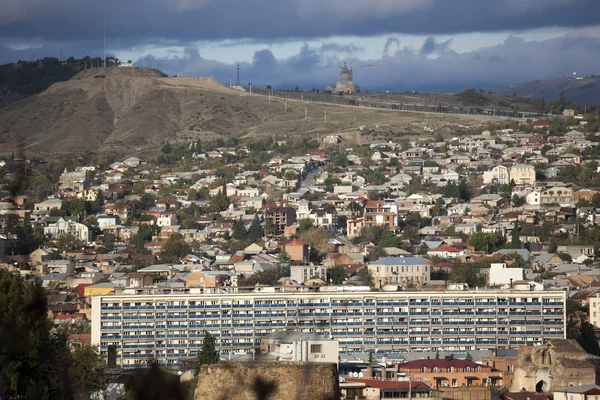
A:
0 57 103 109
499 76 600 106
0 67 509 156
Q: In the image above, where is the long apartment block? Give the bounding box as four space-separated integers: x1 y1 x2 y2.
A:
91 289 566 368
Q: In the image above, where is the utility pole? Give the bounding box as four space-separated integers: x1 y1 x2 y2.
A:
249 82 252 94
236 62 240 86
301 93 303 102
285 100 287 113
103 16 107 68
305 107 307 120
324 110 327 123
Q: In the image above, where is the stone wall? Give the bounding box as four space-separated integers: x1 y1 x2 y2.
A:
194 362 339 400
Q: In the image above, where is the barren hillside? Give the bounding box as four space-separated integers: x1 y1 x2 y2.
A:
0 67 504 155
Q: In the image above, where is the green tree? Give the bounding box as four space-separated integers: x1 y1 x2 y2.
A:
356 266 373 287
69 342 108 397
467 232 505 253
510 224 521 249
512 194 525 207
548 241 558 253
160 234 191 263
298 218 314 232
195 332 220 375
450 264 483 286
232 218 247 241
247 216 263 242
188 188 198 201
103 233 116 252
279 249 291 263
0 270 70 398
330 266 347 284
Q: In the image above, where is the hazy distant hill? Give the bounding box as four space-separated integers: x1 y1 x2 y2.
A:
500 76 600 105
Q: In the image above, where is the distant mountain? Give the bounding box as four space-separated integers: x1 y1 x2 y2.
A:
500 76 600 105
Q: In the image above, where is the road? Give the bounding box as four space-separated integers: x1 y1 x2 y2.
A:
301 164 326 189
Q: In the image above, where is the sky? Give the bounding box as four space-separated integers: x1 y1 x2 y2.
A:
1 0 600 92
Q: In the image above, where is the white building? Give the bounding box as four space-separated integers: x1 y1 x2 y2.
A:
483 165 510 185
367 257 431 288
260 331 338 364
488 263 523 286
291 265 327 284
44 217 91 242
91 288 566 368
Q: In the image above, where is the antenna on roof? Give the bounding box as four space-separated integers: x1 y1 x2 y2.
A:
236 62 240 86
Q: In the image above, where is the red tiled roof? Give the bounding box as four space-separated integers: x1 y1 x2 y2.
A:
429 245 461 253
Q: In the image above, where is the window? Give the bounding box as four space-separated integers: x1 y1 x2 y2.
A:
310 344 322 353
452 379 457 387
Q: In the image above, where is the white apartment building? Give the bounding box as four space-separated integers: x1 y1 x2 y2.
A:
91 288 566 369
483 165 510 185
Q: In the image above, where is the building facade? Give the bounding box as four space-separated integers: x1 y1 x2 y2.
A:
364 200 398 230
91 289 566 368
483 165 510 185
510 164 536 185
367 257 431 288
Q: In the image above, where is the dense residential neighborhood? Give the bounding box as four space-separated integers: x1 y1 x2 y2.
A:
5 115 600 399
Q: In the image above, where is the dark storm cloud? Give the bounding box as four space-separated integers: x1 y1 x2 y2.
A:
0 0 598 47
419 37 453 55
139 35 600 93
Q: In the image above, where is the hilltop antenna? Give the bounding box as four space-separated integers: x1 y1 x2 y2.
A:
103 16 107 68
236 62 240 86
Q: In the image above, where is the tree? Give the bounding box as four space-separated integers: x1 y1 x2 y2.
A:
467 232 505 253
330 266 347 284
298 218 314 232
512 194 526 207
124 361 186 400
0 270 71 398
299 227 329 254
510 223 521 249
103 233 116 252
279 249 291 263
232 218 247 241
548 241 558 253
69 342 108 397
557 252 573 263
195 332 220 375
450 264 483 286
356 266 373 287
247 216 263 242
160 234 191 263
188 188 198 201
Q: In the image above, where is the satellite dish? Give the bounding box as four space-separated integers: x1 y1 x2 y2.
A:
358 372 364 378
353 372 359 378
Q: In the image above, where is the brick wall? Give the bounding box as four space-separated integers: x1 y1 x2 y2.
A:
194 362 339 400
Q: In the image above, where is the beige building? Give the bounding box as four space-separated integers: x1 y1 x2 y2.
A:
510 164 536 185
589 293 600 328
367 256 431 288
541 187 573 205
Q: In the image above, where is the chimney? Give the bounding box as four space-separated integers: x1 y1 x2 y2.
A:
510 278 513 288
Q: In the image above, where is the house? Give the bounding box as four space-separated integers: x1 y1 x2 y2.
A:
59 168 88 191
396 357 501 389
557 245 595 259
44 217 91 242
343 379 434 400
554 385 600 400
264 206 297 236
470 194 504 207
510 164 536 185
105 203 132 222
364 200 398 230
541 187 573 206
284 239 309 263
83 282 117 296
427 245 464 259
184 270 237 287
123 157 141 167
483 165 510 185
367 256 431 288
290 265 327 284
260 331 338 363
